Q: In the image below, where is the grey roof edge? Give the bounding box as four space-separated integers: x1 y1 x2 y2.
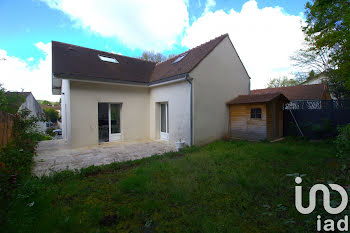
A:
53 72 189 87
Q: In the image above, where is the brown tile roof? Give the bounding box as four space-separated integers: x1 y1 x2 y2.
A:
7 91 31 98
52 41 155 84
52 34 228 84
227 92 289 105
150 34 228 82
41 104 61 111
251 84 328 100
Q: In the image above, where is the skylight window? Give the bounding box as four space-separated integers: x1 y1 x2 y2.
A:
172 53 188 64
98 55 119 63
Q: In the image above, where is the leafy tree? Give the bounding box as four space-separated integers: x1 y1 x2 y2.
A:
40 100 52 105
43 108 59 123
0 85 25 114
0 84 7 109
266 76 301 88
303 0 350 94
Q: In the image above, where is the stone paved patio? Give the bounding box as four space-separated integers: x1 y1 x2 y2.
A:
33 139 175 176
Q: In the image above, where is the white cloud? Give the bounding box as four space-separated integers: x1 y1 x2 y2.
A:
182 0 305 89
203 0 216 15
0 42 59 101
41 0 189 51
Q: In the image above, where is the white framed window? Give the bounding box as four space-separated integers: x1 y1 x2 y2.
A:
172 53 188 64
98 55 119 63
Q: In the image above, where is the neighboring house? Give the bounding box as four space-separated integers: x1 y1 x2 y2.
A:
6 92 46 132
302 73 328 85
302 74 338 99
51 34 251 148
227 93 289 141
251 84 331 101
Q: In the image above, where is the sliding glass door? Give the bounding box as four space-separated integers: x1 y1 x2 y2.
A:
98 103 121 143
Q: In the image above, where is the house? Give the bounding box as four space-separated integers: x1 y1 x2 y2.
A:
302 73 328 86
251 84 331 101
227 92 289 141
51 34 251 148
5 92 46 132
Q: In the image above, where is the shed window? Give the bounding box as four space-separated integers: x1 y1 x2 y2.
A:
251 108 262 119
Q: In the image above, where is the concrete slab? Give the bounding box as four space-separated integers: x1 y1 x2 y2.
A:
33 139 176 176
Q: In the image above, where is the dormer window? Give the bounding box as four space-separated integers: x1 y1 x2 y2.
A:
172 53 188 64
98 55 119 63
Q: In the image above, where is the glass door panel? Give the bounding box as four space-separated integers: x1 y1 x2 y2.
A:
160 103 169 140
98 103 109 142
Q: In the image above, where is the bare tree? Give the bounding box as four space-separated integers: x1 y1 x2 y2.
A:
290 42 334 74
139 51 167 63
139 51 179 63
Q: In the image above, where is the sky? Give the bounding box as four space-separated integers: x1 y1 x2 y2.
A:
0 0 308 101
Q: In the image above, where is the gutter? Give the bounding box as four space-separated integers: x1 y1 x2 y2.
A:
53 73 189 93
185 74 193 146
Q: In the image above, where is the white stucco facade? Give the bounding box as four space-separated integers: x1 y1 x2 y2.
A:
67 81 150 148
190 36 250 145
149 80 191 145
58 35 250 148
61 79 71 142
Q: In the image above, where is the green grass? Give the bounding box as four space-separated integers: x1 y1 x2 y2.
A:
2 139 348 233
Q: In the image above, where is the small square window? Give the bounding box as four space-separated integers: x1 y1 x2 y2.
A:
251 108 262 119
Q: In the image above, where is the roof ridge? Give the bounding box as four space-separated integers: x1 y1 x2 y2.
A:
52 41 157 64
252 83 324 91
155 33 228 66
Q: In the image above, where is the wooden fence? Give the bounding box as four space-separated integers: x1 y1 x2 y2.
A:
0 110 14 147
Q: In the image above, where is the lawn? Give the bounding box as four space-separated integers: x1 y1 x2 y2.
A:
2 139 348 233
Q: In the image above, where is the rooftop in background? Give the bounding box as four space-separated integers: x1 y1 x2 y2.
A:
41 104 61 111
227 92 289 105
52 34 229 94
251 84 330 101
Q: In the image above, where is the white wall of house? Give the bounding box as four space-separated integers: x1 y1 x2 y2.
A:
190 36 250 145
69 80 150 148
149 80 191 145
61 79 71 143
19 93 46 133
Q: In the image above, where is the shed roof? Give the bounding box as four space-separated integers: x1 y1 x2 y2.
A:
227 92 289 105
251 84 328 100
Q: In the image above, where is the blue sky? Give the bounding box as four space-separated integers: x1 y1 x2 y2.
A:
0 0 308 100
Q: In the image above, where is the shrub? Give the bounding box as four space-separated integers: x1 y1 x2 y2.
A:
0 109 43 212
335 124 350 157
45 127 55 136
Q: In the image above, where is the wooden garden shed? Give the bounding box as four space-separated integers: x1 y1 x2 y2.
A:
227 92 289 141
